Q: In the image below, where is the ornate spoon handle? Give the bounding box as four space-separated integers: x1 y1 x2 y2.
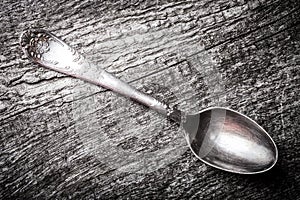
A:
20 30 171 116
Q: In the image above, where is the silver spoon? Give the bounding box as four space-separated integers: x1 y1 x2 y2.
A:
20 29 278 174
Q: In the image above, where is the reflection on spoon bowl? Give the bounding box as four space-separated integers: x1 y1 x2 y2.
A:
183 107 278 174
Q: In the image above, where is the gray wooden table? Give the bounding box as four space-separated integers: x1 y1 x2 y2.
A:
1 0 299 199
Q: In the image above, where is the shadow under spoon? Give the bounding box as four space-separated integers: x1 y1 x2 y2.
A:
20 29 278 174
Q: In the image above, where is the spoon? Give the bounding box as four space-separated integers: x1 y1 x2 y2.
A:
20 29 278 174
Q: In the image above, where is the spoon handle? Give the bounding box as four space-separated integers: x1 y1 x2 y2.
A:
20 30 169 115
87 62 169 115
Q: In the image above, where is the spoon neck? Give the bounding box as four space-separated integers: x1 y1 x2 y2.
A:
166 106 182 124
90 68 170 116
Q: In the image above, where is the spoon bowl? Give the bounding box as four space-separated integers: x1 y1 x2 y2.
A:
20 29 278 174
182 107 277 174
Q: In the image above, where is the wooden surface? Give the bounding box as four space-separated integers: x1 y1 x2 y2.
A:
1 0 300 199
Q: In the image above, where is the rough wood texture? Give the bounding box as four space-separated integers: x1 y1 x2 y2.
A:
1 0 300 199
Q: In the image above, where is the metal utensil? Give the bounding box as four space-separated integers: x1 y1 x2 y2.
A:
20 29 278 174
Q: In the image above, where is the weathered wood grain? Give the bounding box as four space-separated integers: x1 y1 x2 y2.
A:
1 0 299 199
